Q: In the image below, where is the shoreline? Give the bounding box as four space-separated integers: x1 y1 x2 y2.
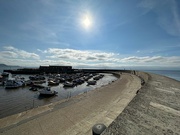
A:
0 72 142 134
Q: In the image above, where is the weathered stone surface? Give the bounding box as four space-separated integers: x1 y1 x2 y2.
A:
102 73 180 135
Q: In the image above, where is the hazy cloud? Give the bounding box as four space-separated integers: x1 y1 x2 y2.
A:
2 46 40 59
43 48 118 62
138 0 180 37
1 51 18 58
0 46 180 68
120 56 180 66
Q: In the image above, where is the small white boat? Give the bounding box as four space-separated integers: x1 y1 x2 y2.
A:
63 81 74 87
5 79 24 89
39 87 58 96
48 80 59 86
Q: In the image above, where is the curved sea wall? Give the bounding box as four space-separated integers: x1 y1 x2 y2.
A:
0 72 141 135
1 71 178 135
136 71 149 83
111 72 121 78
102 71 180 135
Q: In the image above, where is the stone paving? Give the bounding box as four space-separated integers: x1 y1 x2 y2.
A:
102 73 180 135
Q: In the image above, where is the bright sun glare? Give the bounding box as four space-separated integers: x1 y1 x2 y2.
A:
81 14 92 30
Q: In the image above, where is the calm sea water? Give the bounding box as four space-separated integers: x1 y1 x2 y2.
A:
0 73 117 118
144 70 180 81
0 66 19 73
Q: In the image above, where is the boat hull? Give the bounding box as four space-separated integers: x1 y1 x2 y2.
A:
39 87 58 97
39 91 58 96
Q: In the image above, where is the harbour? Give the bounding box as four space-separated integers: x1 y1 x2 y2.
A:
0 0 180 134
0 72 117 119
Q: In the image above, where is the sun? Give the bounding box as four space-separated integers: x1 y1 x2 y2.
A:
81 14 92 30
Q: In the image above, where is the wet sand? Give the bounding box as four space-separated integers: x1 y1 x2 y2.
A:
0 73 141 135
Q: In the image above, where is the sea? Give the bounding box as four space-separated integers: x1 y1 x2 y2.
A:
143 70 180 81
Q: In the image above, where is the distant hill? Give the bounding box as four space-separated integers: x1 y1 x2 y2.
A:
0 64 8 67
0 64 21 73
0 63 20 68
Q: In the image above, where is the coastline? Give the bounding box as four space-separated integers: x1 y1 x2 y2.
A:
0 72 141 135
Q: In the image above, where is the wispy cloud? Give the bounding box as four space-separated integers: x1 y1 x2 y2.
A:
21 21 58 41
122 56 165 63
19 2 87 46
138 0 180 37
138 0 158 14
120 56 180 66
1 51 18 58
135 44 180 56
2 46 40 59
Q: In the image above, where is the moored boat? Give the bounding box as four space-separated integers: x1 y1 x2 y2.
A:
93 74 104 80
87 80 96 85
29 75 45 80
63 81 74 87
32 84 45 89
93 76 100 80
39 87 58 96
29 87 38 91
1 72 9 77
5 79 25 89
48 80 59 86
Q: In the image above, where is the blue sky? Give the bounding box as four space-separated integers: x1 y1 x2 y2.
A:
0 0 180 69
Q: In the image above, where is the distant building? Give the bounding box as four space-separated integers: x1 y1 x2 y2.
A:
39 65 72 73
4 65 73 74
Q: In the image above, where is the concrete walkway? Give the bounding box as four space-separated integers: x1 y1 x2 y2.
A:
102 73 180 135
0 73 141 135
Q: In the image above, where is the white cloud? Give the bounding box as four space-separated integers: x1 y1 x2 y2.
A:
1 51 18 58
0 46 180 68
120 56 180 66
37 48 180 67
43 48 118 62
2 46 40 59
